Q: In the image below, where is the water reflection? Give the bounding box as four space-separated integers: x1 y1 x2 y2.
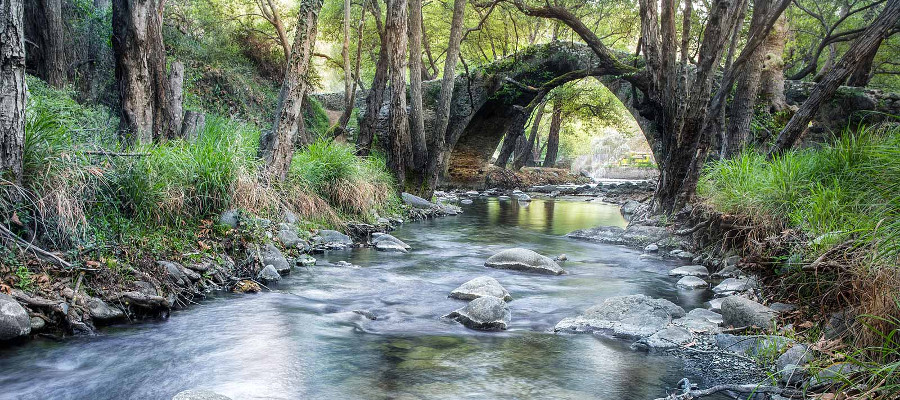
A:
0 198 713 400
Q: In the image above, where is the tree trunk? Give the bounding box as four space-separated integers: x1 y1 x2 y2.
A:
82 0 111 104
112 0 176 144
542 103 562 167
168 61 185 137
770 0 900 156
258 0 324 180
495 115 526 167
422 0 466 194
356 0 390 157
334 0 365 138
407 0 426 176
512 100 546 170
846 36 882 87
181 111 205 141
757 14 788 113
341 0 352 115
1 0 26 188
722 10 767 158
382 0 411 186
24 0 65 88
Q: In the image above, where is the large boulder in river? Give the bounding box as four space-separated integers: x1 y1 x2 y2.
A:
449 276 512 301
262 243 291 274
0 293 31 341
445 296 511 331
173 389 232 400
669 265 709 277
721 296 777 328
401 192 437 209
484 248 565 275
567 224 675 249
555 294 685 339
372 233 410 252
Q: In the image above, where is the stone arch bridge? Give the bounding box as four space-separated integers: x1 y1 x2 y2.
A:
313 41 900 186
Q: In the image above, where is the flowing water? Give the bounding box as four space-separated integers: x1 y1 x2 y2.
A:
0 198 716 400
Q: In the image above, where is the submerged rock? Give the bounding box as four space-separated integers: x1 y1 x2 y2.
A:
372 233 410 252
446 296 511 331
296 255 316 267
484 248 565 275
449 276 512 301
555 294 685 339
173 389 232 400
721 296 777 328
262 244 291 274
0 293 31 341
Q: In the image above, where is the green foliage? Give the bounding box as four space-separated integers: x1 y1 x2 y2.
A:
698 124 900 262
303 97 332 139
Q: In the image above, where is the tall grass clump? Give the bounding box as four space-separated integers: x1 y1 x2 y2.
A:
698 123 900 350
289 139 395 215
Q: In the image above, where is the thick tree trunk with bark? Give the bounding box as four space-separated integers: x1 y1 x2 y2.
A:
770 0 900 156
422 0 466 195
407 0 426 177
1 0 26 187
24 0 65 88
495 113 527 167
512 100 546 170
259 0 324 180
542 103 562 167
722 7 768 158
758 15 788 113
846 36 882 87
112 0 176 144
382 0 411 186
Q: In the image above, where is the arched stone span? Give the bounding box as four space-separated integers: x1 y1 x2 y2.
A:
314 41 649 185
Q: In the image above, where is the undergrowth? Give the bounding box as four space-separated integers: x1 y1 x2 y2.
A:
698 123 900 398
2 76 395 268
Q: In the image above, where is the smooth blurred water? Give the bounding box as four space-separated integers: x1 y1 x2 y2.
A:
0 198 715 400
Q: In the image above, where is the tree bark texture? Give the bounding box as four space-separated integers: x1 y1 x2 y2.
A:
722 5 769 158
335 0 365 137
168 61 185 137
422 0 466 195
542 102 562 167
112 0 176 144
259 0 324 180
846 36 882 87
770 0 900 156
1 0 26 187
757 14 788 113
24 0 65 88
356 0 389 156
407 0 426 175
382 0 411 186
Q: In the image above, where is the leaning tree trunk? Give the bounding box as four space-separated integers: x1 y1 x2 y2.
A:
112 0 176 144
495 117 526 168
512 100 546 170
422 0 466 195
542 103 562 167
846 36 883 87
259 0 324 180
381 0 411 186
24 0 65 88
1 0 26 188
770 0 900 156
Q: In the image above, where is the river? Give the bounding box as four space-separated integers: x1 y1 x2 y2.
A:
0 198 717 400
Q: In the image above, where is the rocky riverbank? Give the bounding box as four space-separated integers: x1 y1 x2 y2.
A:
0 192 459 346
